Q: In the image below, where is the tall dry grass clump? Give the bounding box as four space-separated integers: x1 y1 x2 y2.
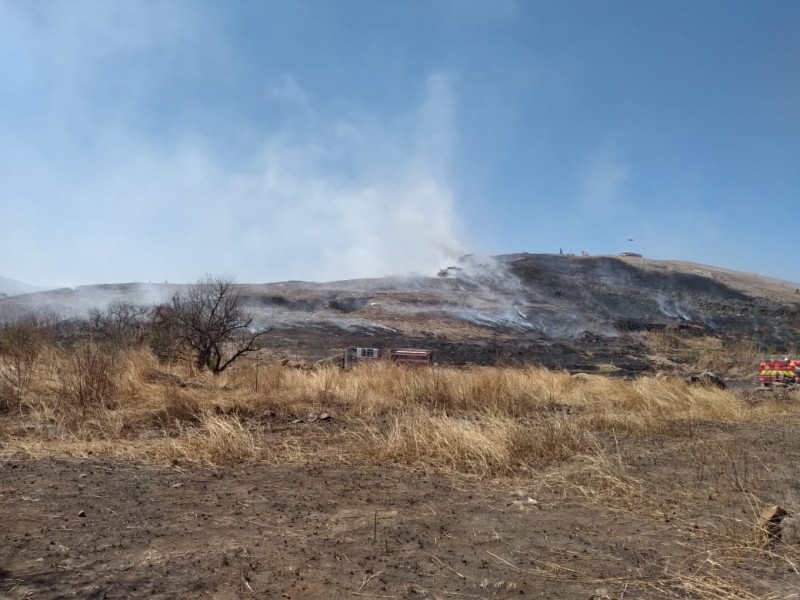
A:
565 374 748 435
341 366 761 476
309 364 750 430
294 363 568 416
157 413 263 465
0 320 48 410
356 408 592 477
57 341 119 412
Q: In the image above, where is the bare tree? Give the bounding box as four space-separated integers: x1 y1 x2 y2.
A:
166 275 269 373
87 301 149 348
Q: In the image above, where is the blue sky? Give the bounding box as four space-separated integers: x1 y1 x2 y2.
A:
1 0 798 286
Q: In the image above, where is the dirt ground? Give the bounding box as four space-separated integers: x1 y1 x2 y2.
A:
3 416 800 599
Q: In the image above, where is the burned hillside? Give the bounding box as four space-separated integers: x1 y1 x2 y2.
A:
2 254 799 375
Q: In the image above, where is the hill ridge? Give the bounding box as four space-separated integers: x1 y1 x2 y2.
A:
2 254 799 374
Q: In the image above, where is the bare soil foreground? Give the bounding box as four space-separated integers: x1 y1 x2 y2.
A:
4 412 800 599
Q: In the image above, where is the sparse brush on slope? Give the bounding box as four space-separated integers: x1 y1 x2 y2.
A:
0 319 48 409
58 342 119 413
641 328 766 377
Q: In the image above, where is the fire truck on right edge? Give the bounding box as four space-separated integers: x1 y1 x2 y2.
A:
757 358 800 387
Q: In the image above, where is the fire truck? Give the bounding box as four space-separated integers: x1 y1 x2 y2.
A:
344 347 434 368
757 358 800 387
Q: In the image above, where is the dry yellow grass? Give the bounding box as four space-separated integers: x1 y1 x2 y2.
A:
1 344 794 474
354 408 591 477
640 328 769 378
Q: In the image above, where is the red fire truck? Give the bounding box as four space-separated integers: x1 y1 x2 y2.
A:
757 358 800 387
344 347 434 368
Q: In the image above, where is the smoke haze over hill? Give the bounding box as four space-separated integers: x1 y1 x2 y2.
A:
0 276 47 297
3 254 799 376
2 67 465 286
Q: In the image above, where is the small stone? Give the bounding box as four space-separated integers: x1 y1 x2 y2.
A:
683 371 726 389
591 588 610 599
77 510 86 518
169 483 183 488
781 515 800 545
758 505 788 545
760 505 787 521
571 372 593 381
319 413 331 421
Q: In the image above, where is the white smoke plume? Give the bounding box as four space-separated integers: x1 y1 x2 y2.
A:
433 254 613 338
1 68 466 286
656 296 692 321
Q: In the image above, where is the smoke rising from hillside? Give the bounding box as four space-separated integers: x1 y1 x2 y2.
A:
433 254 617 338
0 283 176 325
1 70 465 286
656 296 692 321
